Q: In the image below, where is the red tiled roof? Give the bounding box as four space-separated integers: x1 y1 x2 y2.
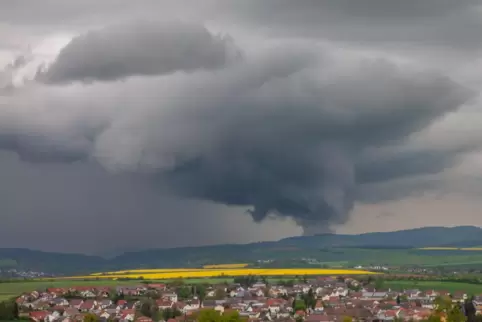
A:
156 300 173 307
71 286 93 291
29 311 49 321
69 299 83 306
79 300 95 309
136 317 153 322
148 283 166 289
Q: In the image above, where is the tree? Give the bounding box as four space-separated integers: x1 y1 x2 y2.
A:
177 287 191 300
374 278 384 290
139 300 155 318
197 309 221 322
447 303 466 322
214 288 227 300
292 299 306 312
0 298 19 320
84 313 100 322
195 285 207 302
222 310 242 322
162 308 182 320
302 288 316 309
111 291 125 303
434 296 452 313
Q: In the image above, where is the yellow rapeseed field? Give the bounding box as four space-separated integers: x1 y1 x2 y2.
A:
70 268 377 280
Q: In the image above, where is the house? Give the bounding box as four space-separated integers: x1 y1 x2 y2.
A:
63 308 80 317
45 311 62 322
315 287 326 296
69 299 84 309
51 298 69 306
79 290 96 298
156 300 174 310
47 288 67 296
29 311 49 322
182 299 201 312
266 299 284 314
99 299 113 309
99 311 114 320
161 292 178 303
147 283 166 290
305 314 332 322
361 291 387 301
79 300 96 312
135 317 153 322
119 309 135 322
203 300 225 313
314 300 324 312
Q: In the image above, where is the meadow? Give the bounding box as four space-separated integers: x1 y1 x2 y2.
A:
0 280 140 301
383 280 482 293
419 247 482 251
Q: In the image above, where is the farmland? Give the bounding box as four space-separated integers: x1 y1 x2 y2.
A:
0 280 140 301
71 268 378 280
383 280 482 293
419 247 482 251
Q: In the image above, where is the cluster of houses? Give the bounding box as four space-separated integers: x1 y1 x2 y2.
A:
14 277 482 322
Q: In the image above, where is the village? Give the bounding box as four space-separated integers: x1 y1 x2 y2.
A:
11 276 481 322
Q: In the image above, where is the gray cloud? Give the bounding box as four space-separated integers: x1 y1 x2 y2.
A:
212 0 482 50
36 20 241 84
0 151 298 254
0 29 473 236
1 1 481 252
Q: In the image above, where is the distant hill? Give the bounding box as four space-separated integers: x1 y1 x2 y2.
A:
2 226 482 274
276 225 482 248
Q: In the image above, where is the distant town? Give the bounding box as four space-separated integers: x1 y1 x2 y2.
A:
1 275 480 322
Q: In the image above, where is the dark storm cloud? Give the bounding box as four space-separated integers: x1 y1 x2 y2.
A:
212 0 482 51
36 20 241 84
2 0 481 52
0 151 296 254
0 34 473 232
1 1 481 251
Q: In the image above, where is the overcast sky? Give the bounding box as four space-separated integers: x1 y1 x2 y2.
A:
1 0 482 254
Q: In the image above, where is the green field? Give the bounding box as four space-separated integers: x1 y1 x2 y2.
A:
0 280 140 300
384 280 482 293
0 278 239 300
319 248 482 267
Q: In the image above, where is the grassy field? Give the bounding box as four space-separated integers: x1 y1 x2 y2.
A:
0 280 141 300
384 280 482 293
0 277 294 300
419 247 482 251
326 248 482 267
